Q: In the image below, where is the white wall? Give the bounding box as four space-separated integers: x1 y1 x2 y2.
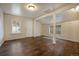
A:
61 20 79 42
41 24 49 36
26 19 33 37
54 10 79 42
4 14 42 40
0 8 4 46
4 14 27 40
33 20 42 37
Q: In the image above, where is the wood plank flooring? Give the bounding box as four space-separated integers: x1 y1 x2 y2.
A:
0 37 79 56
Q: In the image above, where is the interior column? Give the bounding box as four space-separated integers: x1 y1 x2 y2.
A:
52 14 56 44
48 24 51 37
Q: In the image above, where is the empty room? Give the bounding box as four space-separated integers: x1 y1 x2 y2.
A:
0 3 79 56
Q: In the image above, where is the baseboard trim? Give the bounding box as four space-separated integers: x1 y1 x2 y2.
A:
58 38 79 43
42 35 79 43
4 36 42 41
0 40 4 47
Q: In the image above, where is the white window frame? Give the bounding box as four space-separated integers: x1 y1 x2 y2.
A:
11 20 21 34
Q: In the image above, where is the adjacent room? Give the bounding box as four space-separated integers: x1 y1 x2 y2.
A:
0 3 79 56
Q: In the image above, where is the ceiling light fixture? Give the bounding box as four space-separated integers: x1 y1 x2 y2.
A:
70 5 79 12
76 6 79 11
26 4 37 11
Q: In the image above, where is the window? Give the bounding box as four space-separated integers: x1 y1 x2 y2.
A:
50 26 53 33
56 25 61 34
12 21 21 33
49 25 61 34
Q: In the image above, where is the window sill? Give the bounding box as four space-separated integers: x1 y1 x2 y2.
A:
11 32 22 34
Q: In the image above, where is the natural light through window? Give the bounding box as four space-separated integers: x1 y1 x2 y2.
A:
12 21 21 33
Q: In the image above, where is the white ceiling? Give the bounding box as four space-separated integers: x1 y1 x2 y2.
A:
37 14 64 25
37 15 52 25
0 3 66 19
0 3 78 25
37 4 79 25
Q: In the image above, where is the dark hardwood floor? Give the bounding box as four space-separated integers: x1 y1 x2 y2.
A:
0 37 79 56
